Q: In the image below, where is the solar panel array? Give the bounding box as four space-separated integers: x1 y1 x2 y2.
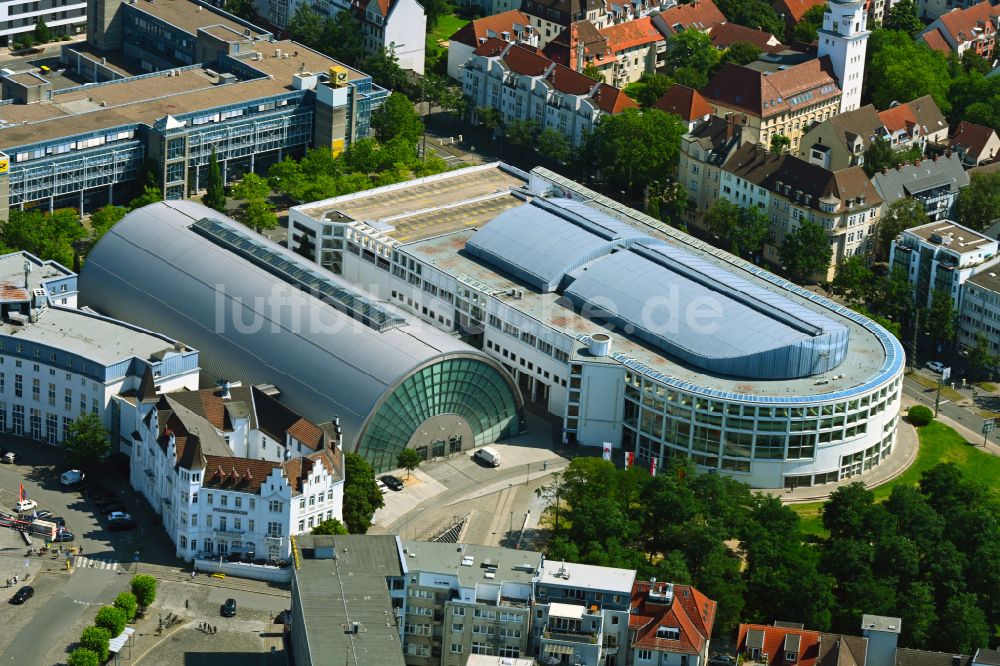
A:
192 217 406 332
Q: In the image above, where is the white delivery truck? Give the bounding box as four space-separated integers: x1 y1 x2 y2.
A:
474 446 501 467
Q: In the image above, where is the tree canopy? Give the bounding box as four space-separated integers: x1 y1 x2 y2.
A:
873 198 928 261
883 0 923 37
130 574 157 609
779 221 832 282
202 148 226 212
704 199 770 258
371 93 424 146
723 41 762 65
867 29 952 114
955 172 1000 231
631 72 674 108
831 255 874 306
862 137 922 177
342 452 385 533
0 208 85 269
791 3 826 42
312 518 349 535
716 0 784 36
398 448 421 479
663 30 721 90
61 413 110 469
586 108 685 196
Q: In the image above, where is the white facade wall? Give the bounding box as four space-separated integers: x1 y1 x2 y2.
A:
382 0 425 74
818 0 869 113
0 0 87 39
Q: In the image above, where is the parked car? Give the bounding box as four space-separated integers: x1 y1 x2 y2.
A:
376 479 389 494
221 598 237 617
106 511 131 521
100 503 128 516
14 500 37 513
379 475 404 491
709 657 737 666
60 470 84 487
34 510 52 520
108 519 136 532
10 586 33 604
2 452 15 464
52 530 74 542
925 361 947 374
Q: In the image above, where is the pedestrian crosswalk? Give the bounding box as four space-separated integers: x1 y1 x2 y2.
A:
72 556 121 572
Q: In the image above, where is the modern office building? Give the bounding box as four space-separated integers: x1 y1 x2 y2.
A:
0 0 86 46
0 250 200 446
0 0 384 219
889 220 1000 311
959 270 1000 359
871 154 969 222
80 200 524 474
120 374 343 561
286 162 905 490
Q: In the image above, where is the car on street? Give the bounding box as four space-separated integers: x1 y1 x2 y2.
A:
100 503 128 516
108 518 136 531
925 361 947 374
52 530 74 542
379 475 404 491
106 511 131 522
14 500 37 513
708 657 736 666
376 479 389 494
221 598 237 617
34 510 52 520
2 452 14 464
9 586 33 604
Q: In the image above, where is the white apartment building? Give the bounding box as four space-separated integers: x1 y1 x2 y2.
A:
889 220 1000 311
122 377 344 562
0 0 86 46
960 270 1000 360
0 251 199 446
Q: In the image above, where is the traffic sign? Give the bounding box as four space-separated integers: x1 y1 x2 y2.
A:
983 419 995 435
941 367 952 382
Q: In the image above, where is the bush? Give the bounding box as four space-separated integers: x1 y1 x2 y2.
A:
67 647 100 666
908 404 934 426
114 591 138 621
79 626 111 662
95 605 127 637
130 574 157 609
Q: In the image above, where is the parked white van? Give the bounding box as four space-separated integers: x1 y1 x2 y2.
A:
474 446 501 467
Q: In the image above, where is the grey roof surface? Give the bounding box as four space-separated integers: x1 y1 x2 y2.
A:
79 201 504 451
974 648 1000 665
465 197 644 292
895 649 971 666
537 559 635 594
563 239 849 379
401 541 541 589
902 220 995 252
0 251 73 289
293 534 405 666
871 154 969 205
861 615 901 633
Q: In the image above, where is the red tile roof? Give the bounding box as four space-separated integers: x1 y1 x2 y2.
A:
654 84 713 120
630 582 716 656
449 10 535 47
877 103 918 133
708 22 783 51
544 20 610 66
0 283 29 301
703 58 840 118
772 0 826 23
737 623 823 666
654 0 727 35
474 37 551 75
951 120 999 162
599 17 663 53
919 27 952 52
935 0 998 46
203 456 282 494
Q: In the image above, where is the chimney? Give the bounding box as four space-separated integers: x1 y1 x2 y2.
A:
22 259 30 289
219 380 231 400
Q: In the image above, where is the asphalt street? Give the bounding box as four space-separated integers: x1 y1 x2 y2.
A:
903 373 1000 445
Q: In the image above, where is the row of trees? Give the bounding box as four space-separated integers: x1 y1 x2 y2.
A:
68 577 155 666
542 456 999 653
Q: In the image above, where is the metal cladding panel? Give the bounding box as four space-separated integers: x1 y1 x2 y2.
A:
79 201 497 449
564 242 850 380
465 197 643 292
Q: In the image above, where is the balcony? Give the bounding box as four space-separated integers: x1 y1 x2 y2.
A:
542 628 599 644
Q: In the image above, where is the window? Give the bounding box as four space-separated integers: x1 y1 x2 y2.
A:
220 495 228 507
638 649 653 660
207 494 214 505
298 519 304 531
234 497 242 509
249 498 255 510
787 652 798 662
47 383 55 406
451 644 463 653
14 374 21 398
64 388 71 410
267 522 281 537
269 500 281 512
299 498 306 510
248 520 254 532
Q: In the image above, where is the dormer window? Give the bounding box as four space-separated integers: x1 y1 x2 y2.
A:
656 626 680 640
786 652 798 662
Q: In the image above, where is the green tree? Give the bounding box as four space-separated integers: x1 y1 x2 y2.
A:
89 205 126 238
723 41 762 65
588 108 685 196
939 592 991 654
231 172 270 203
222 0 256 20
33 18 50 43
831 255 874 306
311 518 349 535
537 127 571 164
633 73 673 108
287 4 323 49
321 12 364 66
925 288 955 345
769 133 791 154
505 118 538 156
476 107 502 136
342 452 384 533
663 30 720 89
95 606 127 637
421 0 452 32
863 137 922 177
239 198 279 233
694 545 746 636
780 221 831 282
704 200 770 258
0 208 85 268
79 626 111 663
907 404 933 426
130 574 157 609
897 581 937 648
867 29 952 114
955 172 1000 231
128 185 163 211
967 332 997 381
362 48 407 91
372 92 424 146
114 591 138 622
883 0 923 37
791 3 826 42
397 448 421 479
873 197 928 261
203 148 226 212
716 0 784 35
582 63 604 81
61 412 110 468
67 648 100 666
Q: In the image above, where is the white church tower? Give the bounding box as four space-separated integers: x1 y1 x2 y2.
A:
818 0 870 113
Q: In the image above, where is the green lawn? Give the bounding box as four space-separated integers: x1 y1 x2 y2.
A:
427 14 469 53
793 420 1000 537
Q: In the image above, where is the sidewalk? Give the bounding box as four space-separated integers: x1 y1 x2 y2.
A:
761 416 920 504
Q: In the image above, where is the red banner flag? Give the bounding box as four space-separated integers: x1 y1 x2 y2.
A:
624 452 635 469
649 457 657 477
18 483 24 501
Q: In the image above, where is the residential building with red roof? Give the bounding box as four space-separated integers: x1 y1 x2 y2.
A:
630 581 717 665
701 58 842 152
122 370 344 563
654 84 713 129
708 22 784 52
918 0 999 60
919 0 988 22
950 120 1000 165
650 0 728 36
773 0 827 34
350 0 427 73
596 16 666 85
447 10 539 79
877 95 949 150
463 38 636 147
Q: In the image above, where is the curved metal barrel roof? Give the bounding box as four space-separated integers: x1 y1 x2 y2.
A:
79 201 513 450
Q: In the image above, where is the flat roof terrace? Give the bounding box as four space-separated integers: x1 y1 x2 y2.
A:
297 164 528 242
128 0 269 39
